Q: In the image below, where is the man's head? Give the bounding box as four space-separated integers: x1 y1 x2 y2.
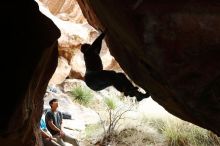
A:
49 98 58 111
81 43 90 54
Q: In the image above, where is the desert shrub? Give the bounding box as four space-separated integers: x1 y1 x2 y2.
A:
95 96 134 145
104 97 117 110
71 86 93 105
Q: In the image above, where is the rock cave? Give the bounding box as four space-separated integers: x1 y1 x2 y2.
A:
1 0 220 145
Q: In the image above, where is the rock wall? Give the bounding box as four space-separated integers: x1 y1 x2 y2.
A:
2 1 220 145
0 1 60 145
76 0 220 136
39 0 86 23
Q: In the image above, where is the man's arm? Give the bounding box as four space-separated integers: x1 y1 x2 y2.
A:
41 129 52 139
47 120 61 133
91 32 106 54
40 129 57 141
58 112 65 138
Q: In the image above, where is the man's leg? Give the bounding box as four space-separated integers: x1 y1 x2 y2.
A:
53 135 66 146
63 133 79 146
85 70 150 101
114 73 150 101
85 70 116 91
113 73 136 93
42 138 61 146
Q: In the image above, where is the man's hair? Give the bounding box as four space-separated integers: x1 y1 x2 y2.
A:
49 98 58 107
81 43 90 54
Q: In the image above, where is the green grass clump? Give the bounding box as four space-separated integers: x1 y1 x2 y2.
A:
71 86 93 106
161 119 188 146
104 97 117 110
142 116 220 146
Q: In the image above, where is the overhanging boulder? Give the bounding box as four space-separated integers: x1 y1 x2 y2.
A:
76 0 220 136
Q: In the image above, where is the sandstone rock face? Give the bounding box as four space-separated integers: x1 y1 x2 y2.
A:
76 0 220 136
39 0 86 24
0 1 60 145
49 57 71 85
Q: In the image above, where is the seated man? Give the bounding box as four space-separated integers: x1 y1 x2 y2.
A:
40 114 60 146
81 31 150 101
45 99 79 146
